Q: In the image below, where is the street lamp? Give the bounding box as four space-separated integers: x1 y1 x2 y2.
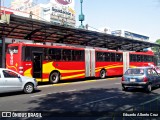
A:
79 0 85 28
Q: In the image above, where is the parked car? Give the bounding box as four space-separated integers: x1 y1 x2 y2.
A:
0 68 38 94
121 67 160 92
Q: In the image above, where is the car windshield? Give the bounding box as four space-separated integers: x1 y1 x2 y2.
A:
125 68 144 75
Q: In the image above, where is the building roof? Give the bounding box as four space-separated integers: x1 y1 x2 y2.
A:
0 14 160 51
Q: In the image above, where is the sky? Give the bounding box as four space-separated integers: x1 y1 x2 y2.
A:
2 0 160 42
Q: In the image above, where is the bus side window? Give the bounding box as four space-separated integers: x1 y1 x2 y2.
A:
45 55 51 61
72 50 84 61
116 53 122 62
23 46 32 61
62 49 71 61
26 56 31 61
105 52 110 62
110 53 115 62
137 55 141 62
51 48 62 61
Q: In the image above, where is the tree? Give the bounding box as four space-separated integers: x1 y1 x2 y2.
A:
152 39 160 52
155 39 160 44
152 39 160 66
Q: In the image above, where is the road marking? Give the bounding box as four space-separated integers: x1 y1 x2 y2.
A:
114 82 121 84
107 78 117 80
38 85 53 88
31 89 77 98
75 96 117 108
38 77 120 88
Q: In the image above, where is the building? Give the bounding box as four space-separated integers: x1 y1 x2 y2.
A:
10 0 76 26
111 30 149 41
42 0 75 26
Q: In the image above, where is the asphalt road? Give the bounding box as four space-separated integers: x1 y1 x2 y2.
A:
0 77 160 120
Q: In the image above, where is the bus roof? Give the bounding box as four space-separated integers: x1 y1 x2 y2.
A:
8 42 155 55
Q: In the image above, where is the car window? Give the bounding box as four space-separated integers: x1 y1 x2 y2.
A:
147 69 152 75
151 69 158 76
125 69 144 75
3 70 19 78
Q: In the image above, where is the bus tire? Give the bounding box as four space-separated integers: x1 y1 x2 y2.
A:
100 69 106 79
49 71 60 84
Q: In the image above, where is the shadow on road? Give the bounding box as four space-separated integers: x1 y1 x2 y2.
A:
38 76 121 86
3 86 160 120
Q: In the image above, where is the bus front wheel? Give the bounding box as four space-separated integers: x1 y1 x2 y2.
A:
49 72 60 84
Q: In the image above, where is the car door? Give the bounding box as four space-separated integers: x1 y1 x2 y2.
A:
0 71 6 93
152 69 160 85
147 68 154 82
150 69 159 86
3 70 23 92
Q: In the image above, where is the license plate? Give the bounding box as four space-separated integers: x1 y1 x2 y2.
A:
130 79 135 82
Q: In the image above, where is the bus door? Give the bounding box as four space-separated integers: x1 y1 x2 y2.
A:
123 52 130 74
85 48 95 77
32 52 43 79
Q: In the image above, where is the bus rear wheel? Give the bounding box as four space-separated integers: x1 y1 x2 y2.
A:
49 72 60 84
100 69 106 79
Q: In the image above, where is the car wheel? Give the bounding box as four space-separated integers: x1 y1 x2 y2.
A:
100 70 106 79
146 84 152 93
24 83 34 94
122 85 128 91
49 72 60 84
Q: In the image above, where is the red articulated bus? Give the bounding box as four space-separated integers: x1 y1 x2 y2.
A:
6 42 155 83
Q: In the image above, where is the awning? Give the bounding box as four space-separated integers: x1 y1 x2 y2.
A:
0 14 159 51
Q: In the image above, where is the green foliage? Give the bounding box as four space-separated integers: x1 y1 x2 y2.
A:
152 39 160 52
155 39 160 44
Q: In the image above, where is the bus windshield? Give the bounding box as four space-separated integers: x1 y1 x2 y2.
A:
7 46 18 54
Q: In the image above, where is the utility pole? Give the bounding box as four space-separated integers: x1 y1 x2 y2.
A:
0 0 1 20
79 0 85 28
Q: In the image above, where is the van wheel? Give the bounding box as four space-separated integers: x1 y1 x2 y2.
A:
24 83 34 94
49 72 60 84
100 70 106 79
146 84 152 93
